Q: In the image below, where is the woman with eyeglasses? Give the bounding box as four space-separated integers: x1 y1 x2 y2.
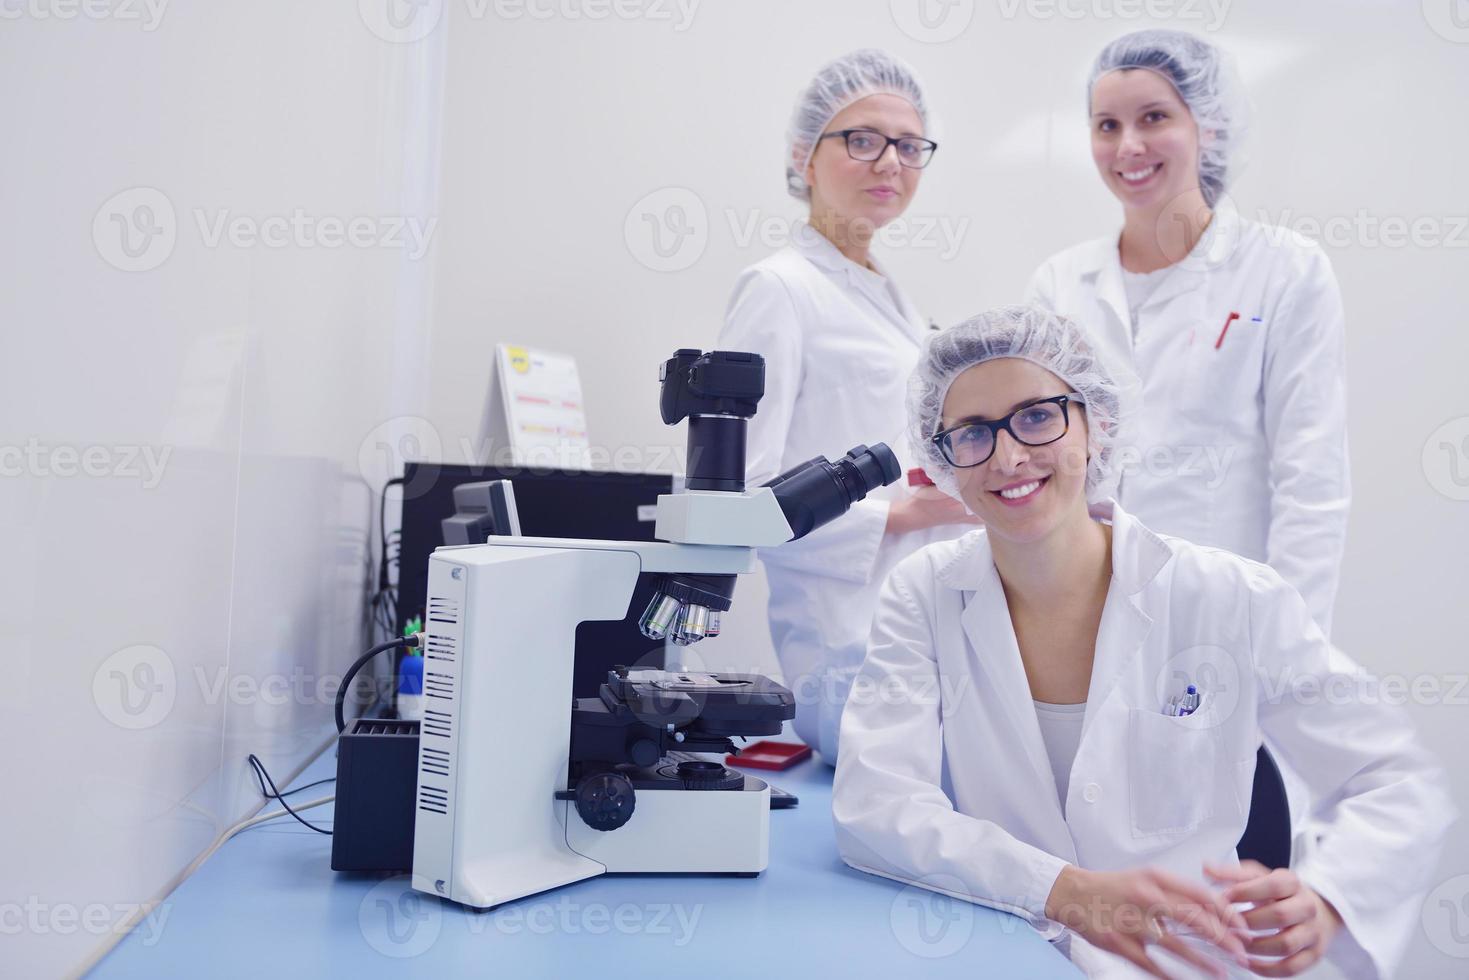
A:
832 306 1452 980
717 49 975 763
1026 31 1350 641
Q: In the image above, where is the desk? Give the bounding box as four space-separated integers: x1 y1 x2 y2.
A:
94 745 1077 978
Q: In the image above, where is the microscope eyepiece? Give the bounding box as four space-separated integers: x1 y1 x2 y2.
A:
762 443 901 541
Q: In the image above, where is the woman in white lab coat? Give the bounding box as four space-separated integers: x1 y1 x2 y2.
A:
719 49 974 761
832 307 1452 980
1026 30 1350 638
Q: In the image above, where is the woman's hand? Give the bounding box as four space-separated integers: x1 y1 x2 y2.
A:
884 488 981 536
1045 865 1251 979
1204 860 1343 976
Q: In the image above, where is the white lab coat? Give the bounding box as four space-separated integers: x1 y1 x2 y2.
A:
1026 204 1351 638
718 222 964 762
833 500 1454 979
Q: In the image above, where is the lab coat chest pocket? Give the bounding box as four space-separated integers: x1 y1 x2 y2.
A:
1181 309 1269 430
1128 703 1218 838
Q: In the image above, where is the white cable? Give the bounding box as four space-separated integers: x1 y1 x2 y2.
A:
70 794 336 979
215 794 336 847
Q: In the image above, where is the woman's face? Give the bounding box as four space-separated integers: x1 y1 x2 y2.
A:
940 358 1092 545
1089 68 1202 212
804 93 924 232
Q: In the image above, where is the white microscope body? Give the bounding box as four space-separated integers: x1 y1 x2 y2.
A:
409 349 900 910
410 489 794 909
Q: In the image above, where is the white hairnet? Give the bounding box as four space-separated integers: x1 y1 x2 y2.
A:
785 49 931 202
908 305 1132 504
1088 29 1248 207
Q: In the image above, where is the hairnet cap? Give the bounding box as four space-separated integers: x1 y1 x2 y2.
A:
786 49 931 201
907 305 1135 506
1088 29 1249 207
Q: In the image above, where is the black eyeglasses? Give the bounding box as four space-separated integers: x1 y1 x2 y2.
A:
931 394 1085 468
817 128 939 169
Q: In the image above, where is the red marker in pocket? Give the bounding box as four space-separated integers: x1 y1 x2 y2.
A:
1214 311 1240 350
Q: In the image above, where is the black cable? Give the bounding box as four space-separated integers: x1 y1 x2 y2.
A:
379 476 405 593
250 769 335 800
246 754 333 835
355 475 377 646
369 587 400 644
335 634 419 733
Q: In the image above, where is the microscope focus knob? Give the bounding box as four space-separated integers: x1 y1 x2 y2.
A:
575 772 636 832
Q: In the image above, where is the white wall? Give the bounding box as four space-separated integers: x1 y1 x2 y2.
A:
0 4 442 976
423 2 1468 977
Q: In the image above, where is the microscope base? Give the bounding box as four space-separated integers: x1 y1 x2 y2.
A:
564 775 771 874
429 776 771 911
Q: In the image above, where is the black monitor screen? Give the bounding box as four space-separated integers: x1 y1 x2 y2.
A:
396 462 674 697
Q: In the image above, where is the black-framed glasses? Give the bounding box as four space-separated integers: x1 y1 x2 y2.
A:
818 128 939 169
931 394 1084 468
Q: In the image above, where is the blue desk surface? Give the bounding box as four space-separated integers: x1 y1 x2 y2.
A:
95 744 1076 979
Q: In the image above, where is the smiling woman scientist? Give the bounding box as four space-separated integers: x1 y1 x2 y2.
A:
831 308 1454 979
1026 31 1350 639
834 308 1451 980
718 49 975 761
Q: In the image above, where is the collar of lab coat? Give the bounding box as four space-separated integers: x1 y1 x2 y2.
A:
933 498 1172 596
790 219 873 278
935 499 1174 818
1077 200 1245 330
790 221 925 343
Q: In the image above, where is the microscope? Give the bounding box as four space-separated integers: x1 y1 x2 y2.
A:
411 349 899 910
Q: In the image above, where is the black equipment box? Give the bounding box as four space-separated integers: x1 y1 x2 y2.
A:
330 718 420 872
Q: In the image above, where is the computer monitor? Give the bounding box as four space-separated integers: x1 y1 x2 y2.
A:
440 480 523 544
396 462 673 697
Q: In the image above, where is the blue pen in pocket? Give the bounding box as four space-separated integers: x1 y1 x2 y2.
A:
1163 684 1203 717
